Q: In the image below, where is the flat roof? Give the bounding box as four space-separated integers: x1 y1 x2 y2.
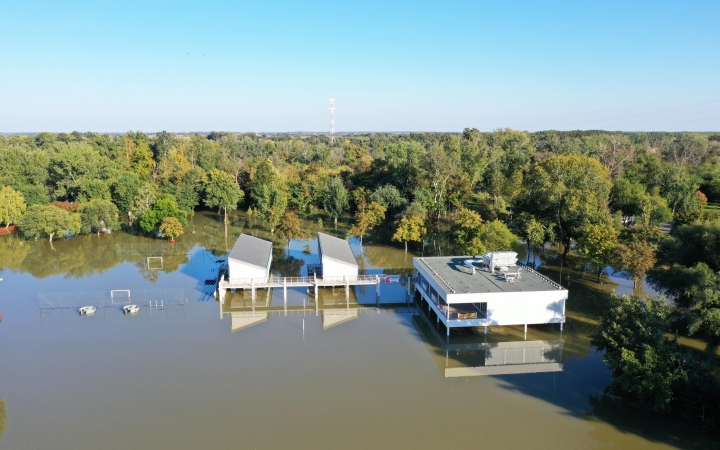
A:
415 256 565 295
228 233 273 270
317 232 357 267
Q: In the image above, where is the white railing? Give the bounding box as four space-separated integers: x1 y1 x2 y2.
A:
223 274 380 286
518 264 564 290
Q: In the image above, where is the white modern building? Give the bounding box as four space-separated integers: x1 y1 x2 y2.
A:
413 253 567 336
228 233 273 280
317 232 358 278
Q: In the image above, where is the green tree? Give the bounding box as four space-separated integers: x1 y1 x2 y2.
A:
476 220 519 254
123 132 155 179
16 185 49 206
19 204 81 242
252 157 280 192
276 211 308 246
451 208 483 254
392 216 426 252
655 221 720 271
79 199 120 235
610 178 646 221
349 201 386 246
139 194 187 233
159 217 184 241
423 146 460 220
384 141 425 195
649 262 720 352
576 222 619 282
660 166 699 213
0 186 27 229
254 184 288 234
369 184 407 219
591 295 687 414
175 167 206 212
517 155 612 260
612 242 656 289
323 176 349 227
204 169 243 226
132 182 156 225
111 171 142 217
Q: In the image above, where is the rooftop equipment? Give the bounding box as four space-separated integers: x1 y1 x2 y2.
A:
482 252 518 273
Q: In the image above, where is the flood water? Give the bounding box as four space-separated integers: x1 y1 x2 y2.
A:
0 211 718 449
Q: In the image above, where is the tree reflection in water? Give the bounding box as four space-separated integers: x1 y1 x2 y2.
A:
0 398 6 438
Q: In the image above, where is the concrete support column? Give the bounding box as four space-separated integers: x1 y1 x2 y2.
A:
484 325 487 335
283 280 287 317
524 323 527 340
446 325 450 336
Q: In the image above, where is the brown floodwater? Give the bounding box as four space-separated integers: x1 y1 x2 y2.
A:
0 211 718 449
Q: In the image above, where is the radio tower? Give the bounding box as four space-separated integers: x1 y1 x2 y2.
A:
329 96 335 144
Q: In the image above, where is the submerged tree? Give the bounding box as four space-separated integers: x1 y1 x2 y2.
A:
276 211 308 248
392 216 426 252
254 184 287 234
204 168 243 228
612 242 656 289
592 295 686 414
576 222 619 282
517 155 612 260
79 199 120 236
159 217 184 242
19 204 81 242
349 201 386 246
0 186 26 229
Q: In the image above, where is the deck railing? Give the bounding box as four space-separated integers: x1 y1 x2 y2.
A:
518 263 564 290
224 274 380 287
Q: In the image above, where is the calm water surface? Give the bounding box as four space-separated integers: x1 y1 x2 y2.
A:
0 212 717 449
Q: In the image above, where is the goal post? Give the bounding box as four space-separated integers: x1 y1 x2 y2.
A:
110 290 131 304
147 256 164 270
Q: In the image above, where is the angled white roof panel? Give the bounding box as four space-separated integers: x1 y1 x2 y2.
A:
228 234 273 269
318 232 357 267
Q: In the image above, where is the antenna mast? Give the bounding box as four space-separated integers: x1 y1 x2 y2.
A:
329 96 335 144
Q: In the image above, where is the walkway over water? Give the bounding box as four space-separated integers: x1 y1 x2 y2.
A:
217 274 385 302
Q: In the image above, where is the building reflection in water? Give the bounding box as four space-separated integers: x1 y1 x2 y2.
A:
413 304 564 377
219 285 562 379
220 282 413 333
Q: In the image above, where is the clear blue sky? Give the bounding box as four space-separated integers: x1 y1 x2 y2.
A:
1 1 719 132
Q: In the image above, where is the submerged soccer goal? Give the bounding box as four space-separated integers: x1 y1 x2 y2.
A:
110 290 131 304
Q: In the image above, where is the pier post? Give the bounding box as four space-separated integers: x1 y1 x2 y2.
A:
251 279 256 306
560 322 563 332
284 279 287 317
446 325 450 336
345 276 349 302
524 323 527 340
484 325 487 335
314 273 318 299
